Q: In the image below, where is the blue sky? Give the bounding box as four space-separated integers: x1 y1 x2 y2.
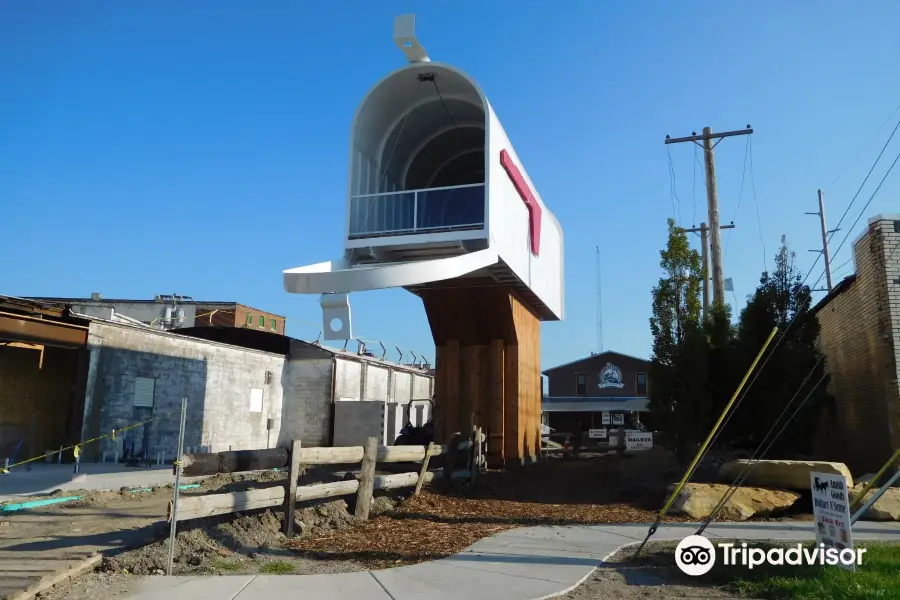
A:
3 1 900 370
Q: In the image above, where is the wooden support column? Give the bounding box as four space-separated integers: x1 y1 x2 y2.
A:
419 280 541 467
489 339 506 466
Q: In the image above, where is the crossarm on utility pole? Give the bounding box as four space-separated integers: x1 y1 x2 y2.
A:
665 127 754 146
666 126 752 308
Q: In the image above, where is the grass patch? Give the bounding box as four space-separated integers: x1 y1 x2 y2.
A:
631 541 900 600
259 561 295 574
727 543 900 600
209 558 242 572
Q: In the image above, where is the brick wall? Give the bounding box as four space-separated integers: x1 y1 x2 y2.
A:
233 304 286 335
816 217 900 473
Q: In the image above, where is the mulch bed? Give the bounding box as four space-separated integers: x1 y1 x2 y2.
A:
285 456 692 569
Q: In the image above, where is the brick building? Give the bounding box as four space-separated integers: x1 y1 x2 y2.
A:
541 350 651 437
25 294 286 335
814 214 900 473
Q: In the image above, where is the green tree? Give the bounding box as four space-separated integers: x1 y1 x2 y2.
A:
648 219 713 461
730 235 829 454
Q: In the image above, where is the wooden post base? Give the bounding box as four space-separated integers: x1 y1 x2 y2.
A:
419 281 541 467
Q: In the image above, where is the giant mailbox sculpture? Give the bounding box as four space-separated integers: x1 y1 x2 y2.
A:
284 15 564 465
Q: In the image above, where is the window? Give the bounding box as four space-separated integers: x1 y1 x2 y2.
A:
258 315 265 328
246 314 253 326
270 318 277 331
133 377 156 407
636 372 648 396
576 373 587 395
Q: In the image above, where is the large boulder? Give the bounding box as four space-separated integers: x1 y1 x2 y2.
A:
668 483 801 521
718 460 853 491
849 486 900 521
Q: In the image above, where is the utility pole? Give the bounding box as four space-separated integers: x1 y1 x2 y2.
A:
806 189 839 292
665 125 753 307
595 246 604 353
683 222 735 321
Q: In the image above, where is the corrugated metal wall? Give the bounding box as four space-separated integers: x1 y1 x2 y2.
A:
334 357 432 404
364 365 389 401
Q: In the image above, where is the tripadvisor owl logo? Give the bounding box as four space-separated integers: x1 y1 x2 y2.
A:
675 535 716 576
673 534 867 576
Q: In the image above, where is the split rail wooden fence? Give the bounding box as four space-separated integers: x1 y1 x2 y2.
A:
168 426 486 537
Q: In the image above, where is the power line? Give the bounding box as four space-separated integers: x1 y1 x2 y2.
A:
695 146 900 528
825 114 900 247
748 137 767 272
692 144 698 226
647 132 900 533
723 137 751 261
827 98 900 189
667 146 682 223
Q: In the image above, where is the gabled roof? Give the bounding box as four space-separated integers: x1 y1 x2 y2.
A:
542 350 650 375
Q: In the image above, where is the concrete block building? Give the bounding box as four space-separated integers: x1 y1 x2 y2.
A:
814 214 900 473
0 296 433 465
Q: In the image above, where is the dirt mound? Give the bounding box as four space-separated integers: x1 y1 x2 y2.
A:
295 499 357 535
199 470 289 494
96 496 364 575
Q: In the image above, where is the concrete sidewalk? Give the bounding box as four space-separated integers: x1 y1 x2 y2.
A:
118 520 900 600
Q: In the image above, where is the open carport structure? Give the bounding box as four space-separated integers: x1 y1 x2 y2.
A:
0 295 90 464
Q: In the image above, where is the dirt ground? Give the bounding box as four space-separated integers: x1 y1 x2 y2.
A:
16 452 810 600
547 542 751 600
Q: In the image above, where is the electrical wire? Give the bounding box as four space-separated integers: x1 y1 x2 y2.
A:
828 98 900 189
825 114 900 246
694 146 900 528
692 144 698 226
431 78 458 129
748 137 767 272
651 126 900 528
723 137 751 261
667 146 682 223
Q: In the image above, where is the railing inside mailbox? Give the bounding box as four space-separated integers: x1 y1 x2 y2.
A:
348 183 485 239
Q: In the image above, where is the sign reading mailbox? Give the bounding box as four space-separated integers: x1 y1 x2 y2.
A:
625 431 653 452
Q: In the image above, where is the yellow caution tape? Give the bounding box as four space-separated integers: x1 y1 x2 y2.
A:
1 410 176 472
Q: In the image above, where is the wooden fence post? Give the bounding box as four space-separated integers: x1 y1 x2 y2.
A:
355 437 378 519
414 442 436 496
472 426 482 484
443 433 462 491
283 440 301 536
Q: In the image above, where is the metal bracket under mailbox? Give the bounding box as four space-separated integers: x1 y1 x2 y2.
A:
320 293 352 341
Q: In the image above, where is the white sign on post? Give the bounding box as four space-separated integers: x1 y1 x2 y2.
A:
810 471 855 572
601 413 611 425
588 429 607 439
625 431 653 451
